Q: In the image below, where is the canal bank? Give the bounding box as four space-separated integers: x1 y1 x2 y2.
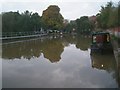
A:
111 38 120 87
108 28 120 86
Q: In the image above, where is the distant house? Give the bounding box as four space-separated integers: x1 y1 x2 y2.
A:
112 27 120 38
89 15 97 23
63 19 69 26
114 27 120 38
89 15 97 30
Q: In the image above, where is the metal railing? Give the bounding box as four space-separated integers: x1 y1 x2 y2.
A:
1 31 47 39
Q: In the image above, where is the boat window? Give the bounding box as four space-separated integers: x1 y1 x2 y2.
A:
107 34 110 42
92 34 110 43
93 36 96 43
96 35 103 43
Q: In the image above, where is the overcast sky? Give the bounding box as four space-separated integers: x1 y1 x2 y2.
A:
1 0 119 20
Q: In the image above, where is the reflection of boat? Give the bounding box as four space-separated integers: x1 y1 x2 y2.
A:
91 54 116 70
91 53 120 87
90 32 113 54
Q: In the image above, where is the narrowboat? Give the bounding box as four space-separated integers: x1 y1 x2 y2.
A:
90 32 113 55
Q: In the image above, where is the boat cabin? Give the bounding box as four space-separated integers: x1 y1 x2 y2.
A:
90 32 113 54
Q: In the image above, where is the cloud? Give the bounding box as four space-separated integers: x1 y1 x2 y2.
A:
1 0 119 20
1 0 119 3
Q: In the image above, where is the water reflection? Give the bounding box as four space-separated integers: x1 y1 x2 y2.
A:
42 38 64 63
2 35 91 62
91 54 116 71
76 35 91 51
2 37 64 62
91 54 119 86
2 35 119 88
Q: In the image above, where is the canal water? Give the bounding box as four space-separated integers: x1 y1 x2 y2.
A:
2 35 119 88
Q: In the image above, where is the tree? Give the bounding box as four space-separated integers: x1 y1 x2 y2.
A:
64 20 77 33
76 16 94 34
20 10 32 32
96 1 120 29
2 10 42 34
107 7 118 28
41 5 64 31
31 12 41 31
2 11 21 32
118 2 120 26
100 2 113 28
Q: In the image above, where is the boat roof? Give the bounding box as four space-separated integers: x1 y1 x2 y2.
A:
92 32 110 35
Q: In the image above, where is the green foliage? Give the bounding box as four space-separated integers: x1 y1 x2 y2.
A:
118 2 120 26
2 10 41 33
64 20 77 33
31 13 41 31
2 11 21 32
76 16 94 34
41 5 64 30
97 1 119 29
107 7 118 27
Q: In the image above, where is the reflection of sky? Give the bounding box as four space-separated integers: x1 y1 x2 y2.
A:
2 44 118 88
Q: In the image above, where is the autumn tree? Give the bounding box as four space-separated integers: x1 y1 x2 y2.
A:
41 5 64 31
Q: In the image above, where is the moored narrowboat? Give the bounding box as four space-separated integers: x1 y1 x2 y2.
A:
90 32 113 55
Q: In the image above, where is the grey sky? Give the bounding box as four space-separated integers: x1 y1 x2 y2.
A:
1 0 119 20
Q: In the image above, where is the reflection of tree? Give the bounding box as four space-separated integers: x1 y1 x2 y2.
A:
42 38 64 63
2 39 43 59
2 35 92 61
2 37 64 63
91 54 119 87
62 35 77 47
76 35 91 51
